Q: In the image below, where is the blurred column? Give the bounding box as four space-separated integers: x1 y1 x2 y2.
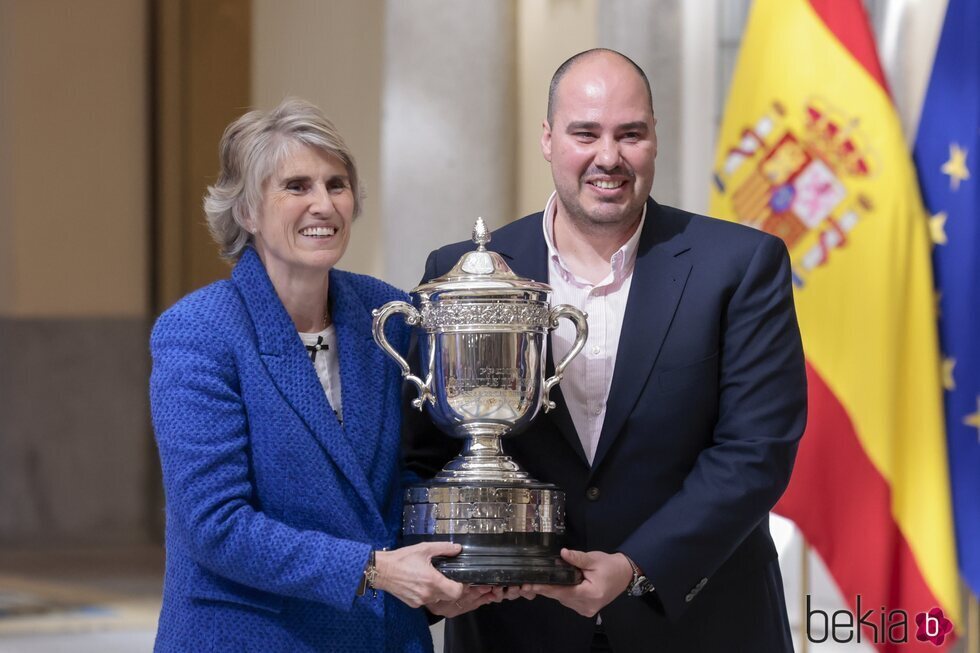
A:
155 0 252 311
253 0 385 280
515 0 598 219
380 0 517 289
879 0 948 141
598 0 684 208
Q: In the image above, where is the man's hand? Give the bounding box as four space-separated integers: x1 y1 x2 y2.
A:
373 542 466 608
528 548 633 618
499 585 538 601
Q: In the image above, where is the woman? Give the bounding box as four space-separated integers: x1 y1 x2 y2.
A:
150 98 490 652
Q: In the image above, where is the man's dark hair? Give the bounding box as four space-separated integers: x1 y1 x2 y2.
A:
546 48 653 125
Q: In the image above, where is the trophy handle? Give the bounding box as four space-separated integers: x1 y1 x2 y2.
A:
542 304 589 412
371 301 433 410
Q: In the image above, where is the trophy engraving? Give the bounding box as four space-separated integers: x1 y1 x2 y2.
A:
372 217 588 584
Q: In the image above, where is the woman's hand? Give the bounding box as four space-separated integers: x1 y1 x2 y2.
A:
373 542 467 608
426 585 501 617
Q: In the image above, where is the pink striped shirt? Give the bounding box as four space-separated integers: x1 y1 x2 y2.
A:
542 192 646 465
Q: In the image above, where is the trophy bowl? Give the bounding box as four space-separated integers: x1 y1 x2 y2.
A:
372 218 587 585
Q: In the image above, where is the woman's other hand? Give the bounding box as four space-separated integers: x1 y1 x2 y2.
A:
426 585 501 617
373 542 466 608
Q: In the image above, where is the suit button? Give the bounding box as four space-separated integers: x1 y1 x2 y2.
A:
585 487 601 501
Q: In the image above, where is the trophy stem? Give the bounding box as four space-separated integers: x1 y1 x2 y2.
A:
434 430 536 483
462 433 505 458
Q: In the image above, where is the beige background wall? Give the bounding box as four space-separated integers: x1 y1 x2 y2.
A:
0 0 148 318
0 0 151 548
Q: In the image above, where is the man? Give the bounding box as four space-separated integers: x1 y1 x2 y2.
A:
407 49 806 652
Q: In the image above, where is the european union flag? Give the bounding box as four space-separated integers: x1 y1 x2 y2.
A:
913 0 980 597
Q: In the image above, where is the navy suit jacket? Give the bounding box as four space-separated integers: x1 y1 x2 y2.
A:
405 200 807 653
151 248 432 652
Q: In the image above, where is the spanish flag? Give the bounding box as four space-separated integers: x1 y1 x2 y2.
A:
709 0 960 649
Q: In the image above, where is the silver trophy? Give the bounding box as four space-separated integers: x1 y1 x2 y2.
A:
372 218 588 584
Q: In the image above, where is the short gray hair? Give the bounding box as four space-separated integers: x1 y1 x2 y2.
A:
204 97 363 261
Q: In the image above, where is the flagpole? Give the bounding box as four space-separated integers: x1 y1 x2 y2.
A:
800 538 810 653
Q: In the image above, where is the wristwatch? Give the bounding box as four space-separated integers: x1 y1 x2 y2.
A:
623 555 655 597
356 549 379 597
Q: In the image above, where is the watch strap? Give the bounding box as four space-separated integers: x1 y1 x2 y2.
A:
623 554 654 597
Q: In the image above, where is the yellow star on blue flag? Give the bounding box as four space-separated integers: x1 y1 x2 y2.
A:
965 396 980 438
929 212 948 246
941 144 970 191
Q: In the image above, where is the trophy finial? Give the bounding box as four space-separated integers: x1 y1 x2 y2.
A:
472 217 491 251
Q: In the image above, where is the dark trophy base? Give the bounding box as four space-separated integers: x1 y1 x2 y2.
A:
403 482 583 586
405 531 582 585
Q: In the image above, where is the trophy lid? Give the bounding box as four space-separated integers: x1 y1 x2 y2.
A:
413 218 552 295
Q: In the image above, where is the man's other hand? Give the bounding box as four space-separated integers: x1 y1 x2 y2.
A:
528 548 633 618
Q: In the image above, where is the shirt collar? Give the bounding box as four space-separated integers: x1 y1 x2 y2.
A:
541 191 646 288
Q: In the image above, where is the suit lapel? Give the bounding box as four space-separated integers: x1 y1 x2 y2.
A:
590 201 693 473
497 215 589 466
232 249 379 523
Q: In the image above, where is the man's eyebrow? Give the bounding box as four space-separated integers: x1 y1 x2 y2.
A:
565 121 600 131
618 121 649 132
563 120 650 132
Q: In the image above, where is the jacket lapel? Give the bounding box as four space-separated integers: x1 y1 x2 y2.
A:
497 215 589 466
328 269 394 510
232 249 379 523
590 200 693 474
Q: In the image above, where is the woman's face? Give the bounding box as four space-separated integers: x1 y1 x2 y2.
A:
251 144 354 285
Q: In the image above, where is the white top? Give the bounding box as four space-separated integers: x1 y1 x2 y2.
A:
542 191 646 464
299 325 343 425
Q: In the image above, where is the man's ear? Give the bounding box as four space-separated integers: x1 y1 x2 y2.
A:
540 120 553 163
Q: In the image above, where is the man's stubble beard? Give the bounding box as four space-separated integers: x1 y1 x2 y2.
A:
559 192 645 238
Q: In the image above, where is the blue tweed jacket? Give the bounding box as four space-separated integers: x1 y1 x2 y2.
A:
150 248 430 652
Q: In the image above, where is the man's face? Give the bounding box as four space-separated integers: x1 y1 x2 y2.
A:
541 54 657 230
